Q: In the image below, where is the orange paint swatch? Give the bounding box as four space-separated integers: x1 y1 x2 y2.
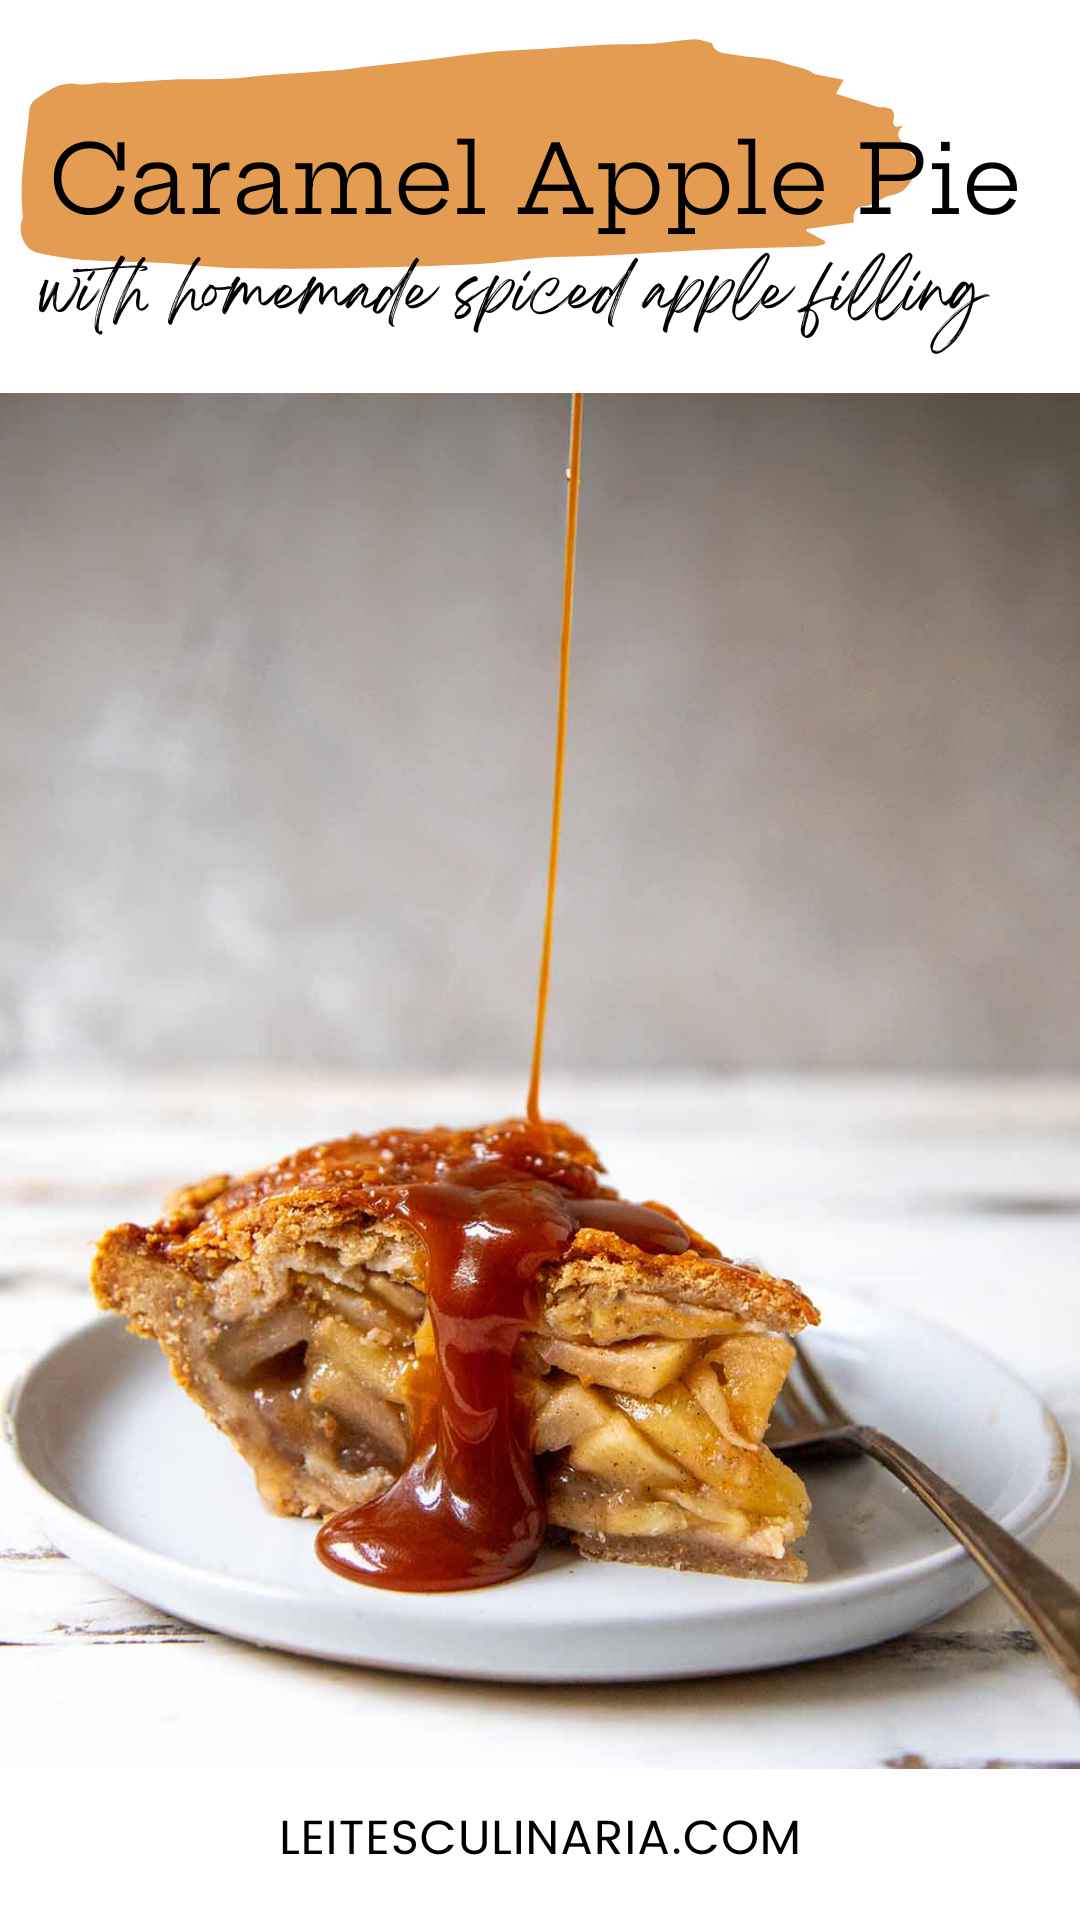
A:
23 41 906 268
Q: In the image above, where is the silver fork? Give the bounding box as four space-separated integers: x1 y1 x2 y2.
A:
769 1341 1080 1702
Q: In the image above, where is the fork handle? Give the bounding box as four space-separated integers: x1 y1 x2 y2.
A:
850 1425 1080 1702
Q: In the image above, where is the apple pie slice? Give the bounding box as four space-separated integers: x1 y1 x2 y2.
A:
91 1118 819 1585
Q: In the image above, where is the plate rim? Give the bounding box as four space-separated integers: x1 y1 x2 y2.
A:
5 1288 1071 1632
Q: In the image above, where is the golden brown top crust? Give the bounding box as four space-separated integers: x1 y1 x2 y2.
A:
219 1117 604 1211
115 1116 819 1333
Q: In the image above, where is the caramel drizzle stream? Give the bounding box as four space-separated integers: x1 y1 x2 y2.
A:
525 393 584 1128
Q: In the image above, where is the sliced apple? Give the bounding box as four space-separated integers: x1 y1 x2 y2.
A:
666 1487 753 1538
214 1303 312 1382
367 1273 426 1323
546 1476 686 1537
310 1276 416 1340
735 1445 809 1521
306 1315 412 1405
568 1407 689 1491
713 1334 794 1442
685 1359 757 1450
613 1383 753 1493
533 1334 695 1397
533 1378 609 1453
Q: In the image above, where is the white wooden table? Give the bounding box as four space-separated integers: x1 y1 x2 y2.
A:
3 1071 1078 1768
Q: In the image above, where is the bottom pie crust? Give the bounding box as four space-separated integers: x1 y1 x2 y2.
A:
551 1527 807 1582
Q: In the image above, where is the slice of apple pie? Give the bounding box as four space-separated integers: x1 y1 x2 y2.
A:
91 1118 819 1586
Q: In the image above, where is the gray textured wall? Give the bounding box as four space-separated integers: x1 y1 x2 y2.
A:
2 393 1078 1072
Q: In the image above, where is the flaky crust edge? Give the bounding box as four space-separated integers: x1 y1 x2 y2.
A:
91 1118 820 1335
94 1204 819 1335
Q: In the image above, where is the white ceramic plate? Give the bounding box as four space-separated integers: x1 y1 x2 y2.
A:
7 1289 1068 1683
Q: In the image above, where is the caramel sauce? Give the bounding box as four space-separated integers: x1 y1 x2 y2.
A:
316 1144 686 1591
316 398 686 1593
526 390 583 1130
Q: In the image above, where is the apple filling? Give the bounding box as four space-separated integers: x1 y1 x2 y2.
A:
206 1264 806 1560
